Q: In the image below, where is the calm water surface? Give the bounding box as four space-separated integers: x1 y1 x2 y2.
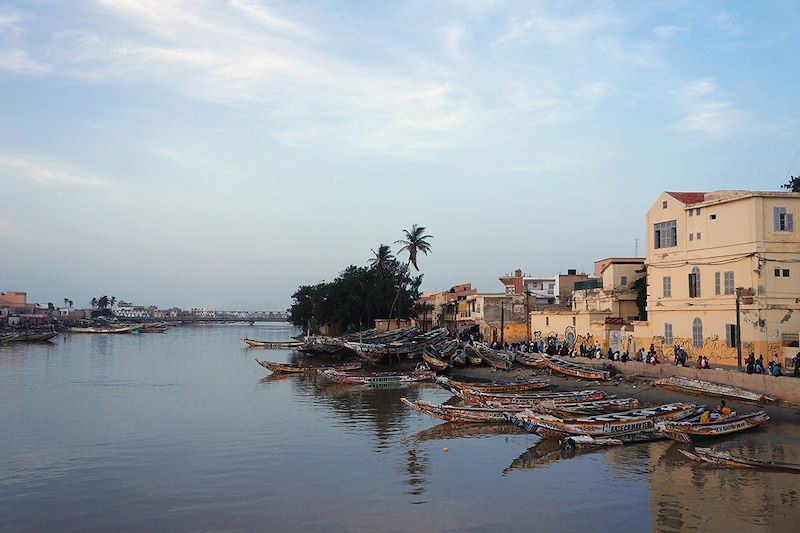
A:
1 325 799 532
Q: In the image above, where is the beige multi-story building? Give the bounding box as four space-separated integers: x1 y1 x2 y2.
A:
634 190 800 364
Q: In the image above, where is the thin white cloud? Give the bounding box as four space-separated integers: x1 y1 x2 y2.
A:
0 153 110 186
0 49 50 75
653 24 685 37
444 23 464 60
228 0 315 38
0 13 20 30
710 12 743 35
669 78 744 138
498 10 613 45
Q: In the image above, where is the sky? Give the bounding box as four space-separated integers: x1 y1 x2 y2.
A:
1 0 799 310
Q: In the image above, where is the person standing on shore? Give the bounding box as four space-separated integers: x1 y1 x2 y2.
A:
793 351 800 377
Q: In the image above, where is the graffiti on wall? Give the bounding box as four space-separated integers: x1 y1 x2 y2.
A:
565 326 576 349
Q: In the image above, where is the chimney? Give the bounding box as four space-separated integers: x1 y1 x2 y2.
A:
568 269 577 275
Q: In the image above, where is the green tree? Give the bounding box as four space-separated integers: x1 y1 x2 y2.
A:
369 244 395 278
782 176 800 192
389 225 433 324
91 298 98 308
97 295 110 309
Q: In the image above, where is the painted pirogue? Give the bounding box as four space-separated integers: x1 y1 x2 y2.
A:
537 398 641 417
506 403 700 442
476 345 513 370
440 376 550 393
679 448 800 472
464 344 483 365
0 331 58 342
68 325 141 334
319 365 436 385
542 354 611 381
655 410 770 443
653 376 775 403
244 338 304 349
421 345 450 372
300 327 416 354
401 398 527 423
255 359 363 374
514 352 547 368
461 389 607 407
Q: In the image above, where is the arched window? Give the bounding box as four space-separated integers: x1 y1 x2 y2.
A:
689 266 701 298
692 318 703 348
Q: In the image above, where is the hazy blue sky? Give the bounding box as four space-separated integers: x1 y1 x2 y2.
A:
2 1 799 310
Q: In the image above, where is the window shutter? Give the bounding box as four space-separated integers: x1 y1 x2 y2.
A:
726 325 732 347
715 272 720 295
774 207 781 231
788 214 794 231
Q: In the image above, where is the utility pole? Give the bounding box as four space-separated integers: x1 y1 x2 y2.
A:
525 290 531 346
500 302 505 346
735 287 742 370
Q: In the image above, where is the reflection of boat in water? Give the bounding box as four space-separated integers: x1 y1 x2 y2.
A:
256 359 363 374
407 422 523 443
503 439 569 474
680 447 800 472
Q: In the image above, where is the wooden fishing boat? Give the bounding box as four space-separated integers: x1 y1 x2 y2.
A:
542 354 610 380
320 364 435 385
477 345 512 370
68 325 139 334
653 376 775 403
4 331 58 342
461 388 608 407
465 344 483 365
655 411 770 443
344 329 447 363
679 448 800 472
514 352 547 368
450 348 466 366
442 376 550 393
421 346 449 372
538 398 641 417
243 338 304 349
506 403 700 442
401 398 527 423
256 359 363 374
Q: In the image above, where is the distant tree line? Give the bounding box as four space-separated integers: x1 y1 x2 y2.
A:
289 225 432 334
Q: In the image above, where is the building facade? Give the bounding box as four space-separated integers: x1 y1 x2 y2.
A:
634 190 800 364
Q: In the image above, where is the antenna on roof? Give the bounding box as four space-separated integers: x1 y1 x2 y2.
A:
635 238 639 257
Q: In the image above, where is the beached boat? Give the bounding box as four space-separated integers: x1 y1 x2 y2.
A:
655 411 770 443
460 388 608 407
2 331 58 342
474 346 511 370
450 348 466 366
345 329 447 363
401 398 527 423
244 338 304 349
256 359 363 374
542 354 611 380
514 352 547 368
506 403 700 442
465 344 483 365
421 345 449 372
653 376 775 403
68 325 139 334
679 447 800 472
441 376 550 393
320 364 435 385
537 398 641 417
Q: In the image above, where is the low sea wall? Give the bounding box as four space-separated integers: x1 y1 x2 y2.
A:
569 356 800 405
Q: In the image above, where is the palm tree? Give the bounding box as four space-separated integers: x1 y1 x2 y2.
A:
91 298 98 308
110 296 117 308
369 244 395 278
68 300 73 308
389 224 433 326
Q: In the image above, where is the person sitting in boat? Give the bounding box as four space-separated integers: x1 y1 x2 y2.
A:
716 400 732 417
699 410 712 424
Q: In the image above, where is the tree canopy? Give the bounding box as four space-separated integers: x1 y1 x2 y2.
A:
782 176 800 192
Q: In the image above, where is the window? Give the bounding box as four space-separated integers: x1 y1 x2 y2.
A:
696 232 701 240
572 317 576 326
715 272 721 295
784 269 790 277
662 201 668 209
545 317 549 326
775 268 781 277
724 271 734 295
688 266 701 298
726 324 738 348
710 214 717 220
689 210 693 217
773 207 794 232
620 276 628 286
692 318 703 348
662 276 672 297
654 220 677 249
664 323 673 345
695 208 701 215
689 233 694 241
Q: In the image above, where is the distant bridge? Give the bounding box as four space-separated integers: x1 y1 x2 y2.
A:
117 317 291 324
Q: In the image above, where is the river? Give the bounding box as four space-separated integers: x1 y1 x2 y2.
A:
1 324 799 532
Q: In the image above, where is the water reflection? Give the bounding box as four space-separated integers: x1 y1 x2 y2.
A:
408 422 522 443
